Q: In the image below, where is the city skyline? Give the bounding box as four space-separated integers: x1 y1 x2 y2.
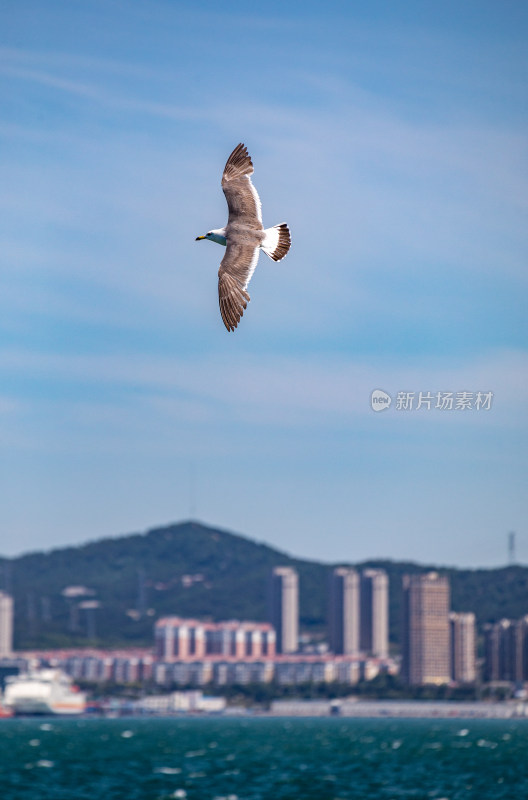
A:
1 517 526 664
5 601 527 690
2 562 527 688
0 1 526 568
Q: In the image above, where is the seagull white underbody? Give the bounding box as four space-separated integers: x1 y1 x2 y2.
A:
196 143 291 332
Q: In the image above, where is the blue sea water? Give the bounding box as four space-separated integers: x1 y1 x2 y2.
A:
0 716 527 799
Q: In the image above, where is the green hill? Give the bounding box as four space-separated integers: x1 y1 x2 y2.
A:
1 521 527 650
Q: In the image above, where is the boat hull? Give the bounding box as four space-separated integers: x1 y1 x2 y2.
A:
9 698 86 715
4 669 86 716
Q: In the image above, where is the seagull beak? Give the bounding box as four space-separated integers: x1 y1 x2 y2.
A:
195 235 205 240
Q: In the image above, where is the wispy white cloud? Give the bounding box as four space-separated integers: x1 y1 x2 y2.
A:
0 63 207 124
1 347 525 432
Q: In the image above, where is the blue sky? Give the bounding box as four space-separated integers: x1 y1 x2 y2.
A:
0 0 527 565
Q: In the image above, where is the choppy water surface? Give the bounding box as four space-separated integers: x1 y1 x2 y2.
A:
0 716 527 799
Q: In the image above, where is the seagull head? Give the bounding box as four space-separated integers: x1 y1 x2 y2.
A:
195 228 227 246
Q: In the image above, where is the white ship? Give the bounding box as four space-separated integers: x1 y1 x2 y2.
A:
3 669 86 715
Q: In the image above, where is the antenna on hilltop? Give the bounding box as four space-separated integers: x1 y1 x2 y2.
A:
508 531 516 565
189 459 197 520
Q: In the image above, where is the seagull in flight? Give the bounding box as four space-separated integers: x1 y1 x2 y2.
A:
196 143 291 331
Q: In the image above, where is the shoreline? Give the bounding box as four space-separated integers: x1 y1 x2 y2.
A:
265 699 528 719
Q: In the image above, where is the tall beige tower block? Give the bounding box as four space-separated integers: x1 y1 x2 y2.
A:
328 567 360 655
449 612 476 683
0 591 14 656
269 567 299 654
360 569 389 658
402 572 450 685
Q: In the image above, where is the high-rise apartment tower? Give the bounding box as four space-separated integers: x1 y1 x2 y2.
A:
401 572 450 685
269 567 299 654
0 591 14 656
449 612 476 683
483 616 528 683
360 569 389 658
328 568 360 655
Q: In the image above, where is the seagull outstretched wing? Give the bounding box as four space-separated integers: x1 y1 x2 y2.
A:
218 144 264 330
218 244 258 331
221 143 263 224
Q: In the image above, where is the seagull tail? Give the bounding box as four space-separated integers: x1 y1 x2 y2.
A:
261 223 291 262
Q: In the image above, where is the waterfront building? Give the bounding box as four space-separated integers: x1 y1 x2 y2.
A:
328 568 360 655
516 616 528 682
269 567 299 654
334 659 361 684
483 619 516 682
274 658 336 685
360 569 389 658
137 690 226 714
401 572 450 685
449 612 476 683
9 647 395 689
0 591 13 657
483 616 528 683
155 617 275 662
